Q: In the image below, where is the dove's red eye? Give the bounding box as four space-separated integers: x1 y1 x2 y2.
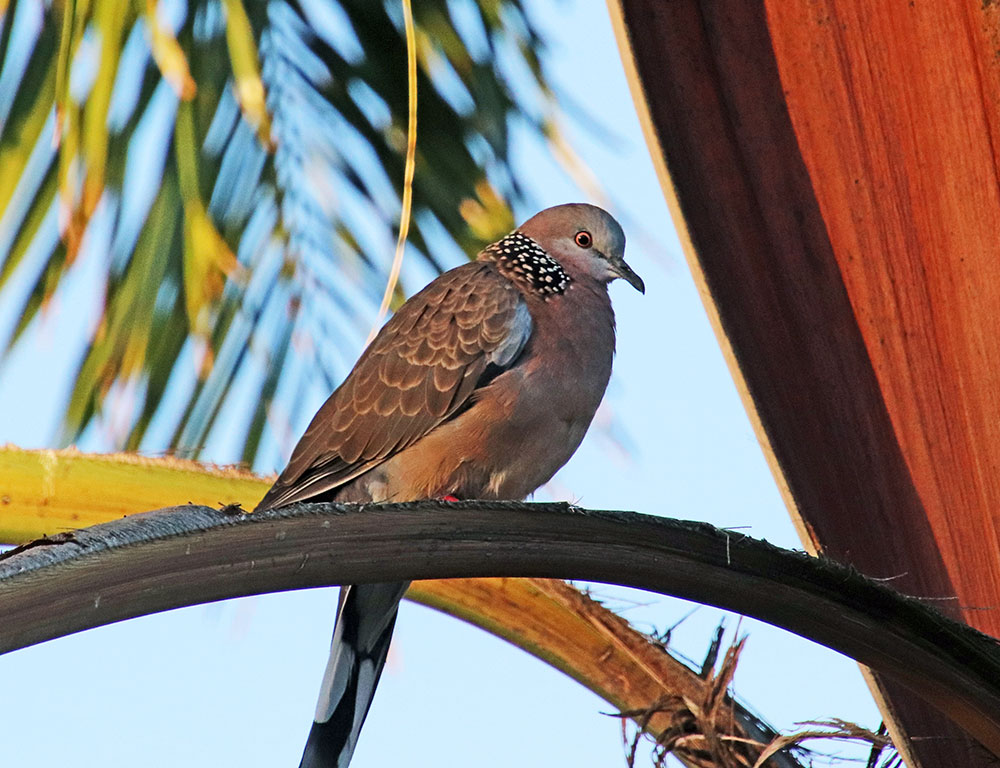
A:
574 231 593 248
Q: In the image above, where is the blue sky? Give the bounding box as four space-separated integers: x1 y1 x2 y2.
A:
0 2 882 766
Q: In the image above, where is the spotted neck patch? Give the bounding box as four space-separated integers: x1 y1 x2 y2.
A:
479 231 571 297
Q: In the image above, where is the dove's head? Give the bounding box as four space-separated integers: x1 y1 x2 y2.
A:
518 203 643 294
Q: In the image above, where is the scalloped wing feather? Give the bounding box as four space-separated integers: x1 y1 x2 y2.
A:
254 262 531 512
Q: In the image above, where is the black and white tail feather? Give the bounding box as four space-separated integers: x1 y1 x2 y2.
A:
299 581 411 768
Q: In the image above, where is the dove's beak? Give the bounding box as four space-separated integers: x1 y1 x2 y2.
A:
611 255 645 294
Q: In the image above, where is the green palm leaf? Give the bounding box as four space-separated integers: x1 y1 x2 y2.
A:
0 0 549 466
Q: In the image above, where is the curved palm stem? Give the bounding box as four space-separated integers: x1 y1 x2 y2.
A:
2 499 997 760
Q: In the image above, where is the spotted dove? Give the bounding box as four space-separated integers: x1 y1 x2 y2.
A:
254 203 643 767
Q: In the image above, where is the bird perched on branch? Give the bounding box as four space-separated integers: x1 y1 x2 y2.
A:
254 203 643 768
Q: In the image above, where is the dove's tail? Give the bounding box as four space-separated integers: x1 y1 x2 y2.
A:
299 581 410 768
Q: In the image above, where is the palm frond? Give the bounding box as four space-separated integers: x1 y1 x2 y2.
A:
0 0 553 466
